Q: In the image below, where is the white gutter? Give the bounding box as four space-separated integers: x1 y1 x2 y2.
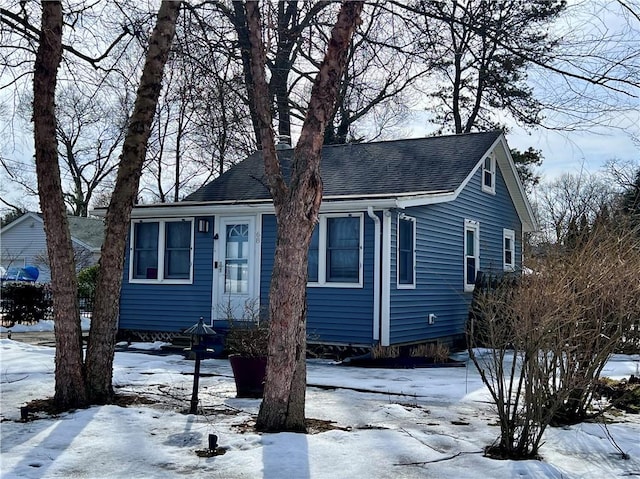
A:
395 191 457 208
381 210 392 346
367 207 381 342
92 191 466 220
323 189 452 201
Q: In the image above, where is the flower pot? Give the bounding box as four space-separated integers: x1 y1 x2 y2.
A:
229 355 267 398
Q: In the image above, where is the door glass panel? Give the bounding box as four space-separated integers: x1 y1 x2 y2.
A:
225 224 249 293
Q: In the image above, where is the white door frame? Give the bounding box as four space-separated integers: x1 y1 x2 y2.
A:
212 215 261 322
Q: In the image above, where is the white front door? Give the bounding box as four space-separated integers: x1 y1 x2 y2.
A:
215 216 258 321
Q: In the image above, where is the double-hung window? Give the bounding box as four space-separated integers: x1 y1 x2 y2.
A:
130 218 193 283
464 219 480 292
308 214 363 287
397 215 416 288
482 153 496 194
503 228 516 272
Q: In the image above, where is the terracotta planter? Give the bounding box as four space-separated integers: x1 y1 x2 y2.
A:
229 355 267 398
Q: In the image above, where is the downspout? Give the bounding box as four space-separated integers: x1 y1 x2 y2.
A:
381 210 392 346
367 207 380 341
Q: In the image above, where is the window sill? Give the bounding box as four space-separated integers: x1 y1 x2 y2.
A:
129 278 193 285
307 282 363 289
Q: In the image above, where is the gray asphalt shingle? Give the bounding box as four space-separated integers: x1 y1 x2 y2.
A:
185 131 502 203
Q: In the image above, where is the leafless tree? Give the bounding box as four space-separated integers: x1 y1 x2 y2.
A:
1 1 153 210
534 171 618 244
10 0 180 409
33 245 95 272
85 1 181 403
314 2 422 144
243 0 364 432
32 0 87 410
139 8 255 203
54 87 130 215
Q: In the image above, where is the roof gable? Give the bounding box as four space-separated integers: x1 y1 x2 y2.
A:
185 131 503 202
0 212 42 233
1 212 104 251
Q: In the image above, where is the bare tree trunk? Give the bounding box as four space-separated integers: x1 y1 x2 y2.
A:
230 1 263 145
85 1 181 403
245 0 363 432
33 0 87 409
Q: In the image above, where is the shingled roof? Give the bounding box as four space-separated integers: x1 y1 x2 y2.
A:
185 130 503 203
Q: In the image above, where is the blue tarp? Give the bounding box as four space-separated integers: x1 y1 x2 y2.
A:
1 266 39 282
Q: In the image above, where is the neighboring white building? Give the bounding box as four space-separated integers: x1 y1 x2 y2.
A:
0 212 104 283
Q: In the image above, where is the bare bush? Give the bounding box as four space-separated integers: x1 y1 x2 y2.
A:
409 342 450 362
468 225 640 459
370 344 400 359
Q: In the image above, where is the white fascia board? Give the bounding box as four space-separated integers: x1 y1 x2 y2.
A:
96 192 464 220
395 191 457 208
114 202 274 219
492 135 538 232
97 198 405 219
450 133 538 233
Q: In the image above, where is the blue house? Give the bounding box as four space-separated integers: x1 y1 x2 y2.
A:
118 131 536 347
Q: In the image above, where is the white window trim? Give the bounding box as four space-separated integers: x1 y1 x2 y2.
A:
464 219 480 292
129 218 194 285
396 214 416 289
503 228 516 272
482 153 496 194
308 213 364 288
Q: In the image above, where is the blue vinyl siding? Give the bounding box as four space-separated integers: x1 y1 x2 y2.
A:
389 164 522 345
118 216 215 332
260 214 375 345
118 153 524 348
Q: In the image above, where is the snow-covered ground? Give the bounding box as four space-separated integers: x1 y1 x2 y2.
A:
1 329 639 479
0 317 91 333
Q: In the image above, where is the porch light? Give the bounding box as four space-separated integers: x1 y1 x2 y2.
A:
184 317 216 414
197 219 209 233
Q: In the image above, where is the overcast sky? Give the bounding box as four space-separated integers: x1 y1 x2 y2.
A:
1 0 638 215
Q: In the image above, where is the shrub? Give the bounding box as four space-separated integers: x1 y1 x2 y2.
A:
220 298 269 358
410 342 450 362
468 225 640 459
77 265 99 309
1 282 49 327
